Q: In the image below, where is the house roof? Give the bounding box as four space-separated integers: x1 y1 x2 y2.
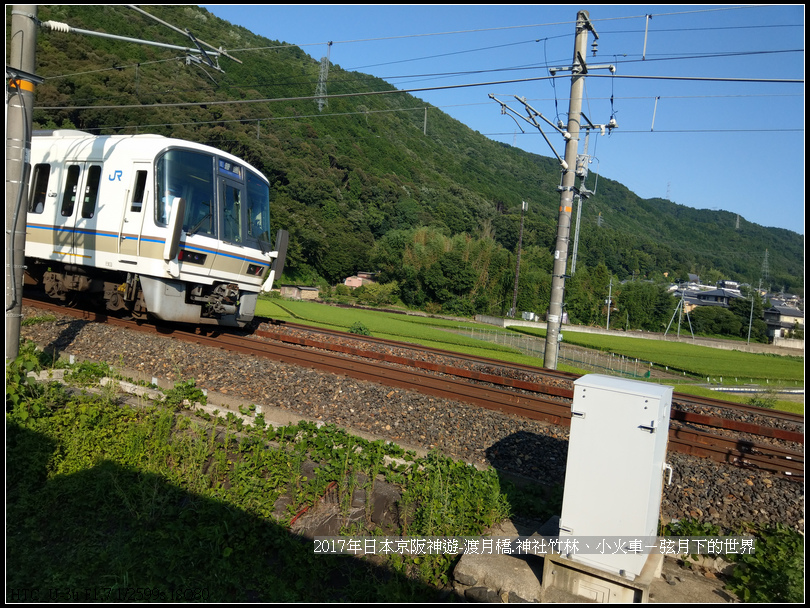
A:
696 288 744 299
766 306 804 318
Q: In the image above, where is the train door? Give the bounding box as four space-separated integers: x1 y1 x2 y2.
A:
215 176 250 279
53 161 102 266
118 163 149 263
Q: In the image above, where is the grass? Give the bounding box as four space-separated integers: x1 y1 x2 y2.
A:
6 343 526 601
8 309 803 602
260 298 804 414
512 327 804 383
258 299 530 360
670 384 804 415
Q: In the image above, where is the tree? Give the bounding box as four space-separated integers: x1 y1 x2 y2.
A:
357 282 399 306
565 263 612 326
318 225 372 284
691 306 743 337
729 288 767 342
615 282 675 331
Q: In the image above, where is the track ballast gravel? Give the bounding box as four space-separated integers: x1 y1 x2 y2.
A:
19 306 803 533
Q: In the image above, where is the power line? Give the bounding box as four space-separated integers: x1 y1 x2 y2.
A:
36 71 803 111
40 40 800 89
216 6 789 54
348 38 543 71
601 23 801 35
97 105 426 132
490 128 803 135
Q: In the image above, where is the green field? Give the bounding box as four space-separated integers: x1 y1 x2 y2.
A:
513 328 805 383
257 299 528 360
257 298 804 414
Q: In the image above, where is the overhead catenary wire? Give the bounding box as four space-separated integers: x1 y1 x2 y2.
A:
26 5 802 276
38 72 803 112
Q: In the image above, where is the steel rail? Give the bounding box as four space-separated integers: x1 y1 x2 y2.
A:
253 325 804 444
266 319 805 427
173 324 810 479
20 298 804 479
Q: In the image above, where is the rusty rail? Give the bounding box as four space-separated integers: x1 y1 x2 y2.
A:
20 299 804 480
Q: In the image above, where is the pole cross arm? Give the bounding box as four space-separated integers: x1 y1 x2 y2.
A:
488 94 569 169
185 29 222 72
549 63 616 76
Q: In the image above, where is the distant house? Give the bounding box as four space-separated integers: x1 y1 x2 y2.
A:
771 293 802 308
694 288 744 307
279 285 319 301
764 305 804 339
678 291 702 314
671 284 745 314
343 272 377 288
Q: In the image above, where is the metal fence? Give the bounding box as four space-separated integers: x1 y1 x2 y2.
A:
456 327 655 380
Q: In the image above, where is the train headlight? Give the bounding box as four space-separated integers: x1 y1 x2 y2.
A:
178 249 207 265
247 264 266 277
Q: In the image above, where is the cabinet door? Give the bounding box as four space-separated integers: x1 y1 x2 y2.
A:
559 376 672 577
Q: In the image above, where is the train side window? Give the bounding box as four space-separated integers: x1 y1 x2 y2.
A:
81 165 102 218
131 170 146 212
28 163 50 214
60 165 81 217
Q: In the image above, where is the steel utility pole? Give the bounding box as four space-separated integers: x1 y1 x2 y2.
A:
543 10 595 370
6 5 38 363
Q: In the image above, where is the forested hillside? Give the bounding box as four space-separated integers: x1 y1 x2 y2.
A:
14 5 804 324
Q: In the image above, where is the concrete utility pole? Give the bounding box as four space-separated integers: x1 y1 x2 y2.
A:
6 5 38 363
489 10 614 368
543 10 594 370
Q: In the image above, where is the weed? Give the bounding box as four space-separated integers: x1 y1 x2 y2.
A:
725 523 804 603
660 517 723 566
6 342 69 422
163 378 206 411
21 314 58 326
253 412 267 429
66 360 118 386
747 391 778 409
349 321 372 336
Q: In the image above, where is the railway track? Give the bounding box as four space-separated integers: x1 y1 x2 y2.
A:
19 298 805 480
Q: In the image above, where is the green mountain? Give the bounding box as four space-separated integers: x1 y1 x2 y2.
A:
14 6 804 312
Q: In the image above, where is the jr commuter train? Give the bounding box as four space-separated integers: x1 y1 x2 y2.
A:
24 130 288 327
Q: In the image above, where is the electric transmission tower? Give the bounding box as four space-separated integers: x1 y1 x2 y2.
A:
761 249 770 290
315 41 332 112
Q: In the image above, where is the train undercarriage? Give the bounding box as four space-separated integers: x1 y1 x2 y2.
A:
24 260 250 326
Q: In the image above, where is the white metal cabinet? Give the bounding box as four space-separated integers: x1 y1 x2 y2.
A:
558 374 673 578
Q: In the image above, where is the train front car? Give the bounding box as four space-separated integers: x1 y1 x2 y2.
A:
25 131 288 327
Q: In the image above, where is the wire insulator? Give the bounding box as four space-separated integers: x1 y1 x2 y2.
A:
41 20 71 33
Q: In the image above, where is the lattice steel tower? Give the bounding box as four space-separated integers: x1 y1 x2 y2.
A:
315 41 332 112
761 249 770 288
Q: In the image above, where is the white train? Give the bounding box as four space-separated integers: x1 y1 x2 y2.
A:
24 130 288 327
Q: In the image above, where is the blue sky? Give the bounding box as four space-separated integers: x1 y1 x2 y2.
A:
200 4 804 234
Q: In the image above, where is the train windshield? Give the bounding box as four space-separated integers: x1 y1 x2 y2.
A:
157 148 272 247
156 149 215 236
246 171 272 245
